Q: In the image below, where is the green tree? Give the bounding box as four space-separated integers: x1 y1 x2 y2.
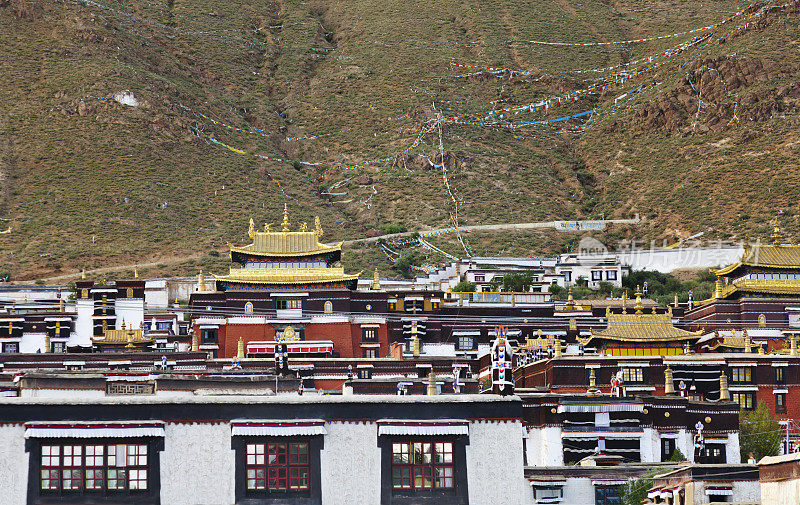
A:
452 281 475 292
548 284 565 298
619 470 661 505
739 400 782 462
392 249 423 278
492 271 534 292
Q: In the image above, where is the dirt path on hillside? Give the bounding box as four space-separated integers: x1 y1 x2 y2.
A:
28 217 641 283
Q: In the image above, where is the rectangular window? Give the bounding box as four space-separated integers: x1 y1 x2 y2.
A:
276 299 302 310
563 271 572 283
776 367 786 384
246 442 309 492
456 336 475 351
661 438 676 462
2 342 19 353
595 485 621 505
731 367 753 384
591 270 603 281
622 367 645 383
200 328 218 344
362 329 378 342
776 393 787 413
474 275 485 282
39 442 149 492
699 444 725 464
732 392 756 410
606 270 618 281
391 441 453 490
363 348 378 359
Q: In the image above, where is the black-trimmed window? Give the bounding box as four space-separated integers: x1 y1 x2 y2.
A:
455 336 476 351
28 438 160 504
380 436 468 505
591 270 603 281
233 436 322 504
776 367 786 384
276 299 302 310
200 328 218 344
698 444 726 464
2 342 19 353
660 438 676 462
595 485 621 505
363 348 378 358
730 367 753 384
732 392 756 410
606 270 618 281
776 393 787 413
362 329 378 342
391 441 453 490
621 367 646 384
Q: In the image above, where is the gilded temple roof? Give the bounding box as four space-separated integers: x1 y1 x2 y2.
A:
96 325 152 346
229 205 343 258
714 223 800 276
587 312 702 343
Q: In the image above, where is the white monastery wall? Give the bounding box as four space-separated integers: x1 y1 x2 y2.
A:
761 478 800 505
466 420 531 505
160 422 235 505
320 421 381 505
0 424 29 505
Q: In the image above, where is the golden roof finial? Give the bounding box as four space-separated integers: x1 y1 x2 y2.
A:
134 267 139 279
281 204 291 232
622 290 628 314
300 222 308 232
372 267 381 290
81 269 86 280
771 216 783 246
314 216 323 237
248 218 256 239
264 222 272 232
197 269 206 292
565 285 575 310
634 285 643 314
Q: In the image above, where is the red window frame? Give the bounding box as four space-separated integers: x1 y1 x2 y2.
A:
246 442 310 493
391 440 454 490
39 442 149 492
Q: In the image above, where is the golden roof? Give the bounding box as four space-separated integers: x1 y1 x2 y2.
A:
587 312 702 343
216 267 361 285
97 327 152 345
714 243 800 276
696 278 800 306
229 205 342 258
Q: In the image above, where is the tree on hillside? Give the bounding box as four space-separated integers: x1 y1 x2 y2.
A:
739 400 783 462
452 281 475 292
491 271 534 292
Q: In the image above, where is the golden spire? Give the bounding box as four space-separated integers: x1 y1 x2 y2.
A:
587 368 601 395
314 216 323 237
281 203 291 232
634 285 643 314
197 270 206 292
134 267 139 279
554 337 562 357
715 276 723 299
248 218 256 239
771 217 783 246
673 293 679 307
565 285 575 310
744 329 751 353
664 365 675 394
719 371 730 401
81 269 86 280
237 337 245 359
372 267 381 290
622 290 628 314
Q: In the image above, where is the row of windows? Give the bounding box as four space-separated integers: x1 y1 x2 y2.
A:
732 391 787 413
34 438 459 498
276 299 302 310
590 270 618 281
40 444 149 492
730 366 788 384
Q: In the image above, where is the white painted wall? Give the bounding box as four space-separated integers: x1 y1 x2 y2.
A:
74 298 94 346
0 425 27 505
526 426 563 466
19 332 46 353
320 421 381 505
726 432 741 464
467 420 531 505
115 298 145 330
562 477 596 505
160 422 235 505
423 342 456 356
641 428 659 463
761 478 800 505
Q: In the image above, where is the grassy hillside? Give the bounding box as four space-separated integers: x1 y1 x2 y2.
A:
0 0 798 281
